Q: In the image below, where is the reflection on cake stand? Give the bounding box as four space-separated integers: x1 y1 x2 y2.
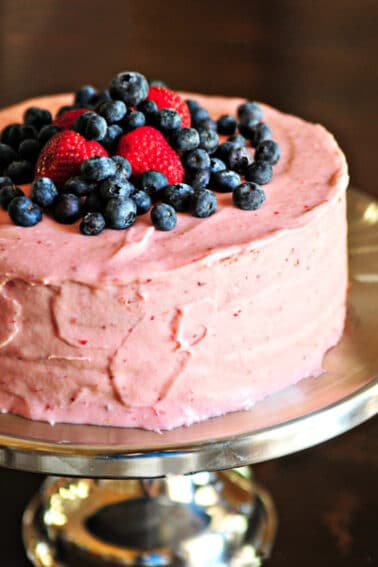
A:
0 189 376 566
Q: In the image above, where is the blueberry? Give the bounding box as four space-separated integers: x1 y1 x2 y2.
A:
191 107 210 126
154 109 182 132
99 177 133 201
75 85 98 107
18 139 41 161
213 141 235 163
30 177 58 207
52 193 81 224
80 212 106 235
38 125 61 146
245 161 273 185
97 100 127 124
170 128 200 152
183 148 210 171
138 170 168 198
85 190 102 213
23 107 52 130
137 99 158 123
8 196 42 227
226 146 253 174
190 189 217 218
186 99 201 115
88 89 112 107
74 111 107 141
163 183 194 212
112 156 132 180
212 170 241 193
195 117 217 131
151 203 177 231
0 176 13 190
185 168 210 190
227 134 246 148
1 124 35 149
209 157 226 175
101 124 123 152
237 101 263 124
81 156 117 182
198 128 219 153
132 190 152 215
109 71 149 105
233 182 266 210
255 140 281 165
104 197 137 229
63 176 93 196
5 160 34 184
0 184 24 210
0 143 17 169
121 110 146 133
240 122 272 147
217 114 237 135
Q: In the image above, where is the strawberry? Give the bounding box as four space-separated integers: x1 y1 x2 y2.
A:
35 130 108 186
117 126 184 184
147 86 191 128
53 108 90 130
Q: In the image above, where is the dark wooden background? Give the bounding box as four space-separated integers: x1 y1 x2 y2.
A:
0 1 377 565
0 0 377 195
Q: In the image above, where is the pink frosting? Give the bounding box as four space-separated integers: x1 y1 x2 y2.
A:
0 93 349 429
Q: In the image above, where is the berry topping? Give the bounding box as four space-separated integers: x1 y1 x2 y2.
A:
63 176 93 196
217 114 237 135
0 176 12 189
163 183 194 212
137 99 158 123
190 189 217 218
104 197 137 229
5 160 34 184
0 143 17 169
52 193 81 224
74 111 107 141
35 130 108 186
117 126 184 184
8 196 42 227
101 124 123 152
212 170 241 193
227 134 247 148
170 128 200 152
138 170 168 199
240 122 272 148
147 86 191 128
109 71 149 106
154 108 182 132
75 85 97 107
198 128 219 153
18 139 41 161
97 100 127 124
245 161 273 185
80 156 117 182
237 101 263 124
38 125 61 146
185 168 210 190
233 182 266 210
0 184 24 210
183 148 211 171
53 108 90 130
209 157 227 175
132 190 152 215
24 107 52 130
226 146 253 175
80 212 106 236
112 156 132 181
30 177 58 207
255 140 281 165
121 110 146 132
151 203 177 231
98 177 133 201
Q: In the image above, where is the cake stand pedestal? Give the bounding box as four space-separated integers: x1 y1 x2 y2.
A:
0 189 376 566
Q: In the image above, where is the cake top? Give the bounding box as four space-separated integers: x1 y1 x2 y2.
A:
0 72 348 285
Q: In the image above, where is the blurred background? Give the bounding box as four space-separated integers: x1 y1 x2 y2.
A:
0 0 377 195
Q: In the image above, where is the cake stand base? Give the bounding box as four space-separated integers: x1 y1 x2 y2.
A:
23 468 276 567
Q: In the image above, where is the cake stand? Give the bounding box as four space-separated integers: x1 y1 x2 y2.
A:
0 189 377 567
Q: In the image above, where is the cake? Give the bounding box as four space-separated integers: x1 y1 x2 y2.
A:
0 74 349 430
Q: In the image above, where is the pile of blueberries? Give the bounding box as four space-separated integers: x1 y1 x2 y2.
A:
0 71 281 233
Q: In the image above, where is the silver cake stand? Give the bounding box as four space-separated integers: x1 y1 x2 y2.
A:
0 189 377 567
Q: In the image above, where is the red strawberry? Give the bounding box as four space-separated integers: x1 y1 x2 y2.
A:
117 126 184 184
35 130 108 186
147 86 191 128
53 108 90 130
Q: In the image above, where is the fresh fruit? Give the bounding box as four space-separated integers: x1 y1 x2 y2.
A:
138 170 168 198
121 111 146 132
97 100 127 124
74 111 107 141
211 170 241 193
154 108 182 132
147 86 191 128
198 128 219 153
101 124 123 151
8 196 42 226
185 168 210 190
245 161 273 185
209 157 226 175
190 189 217 218
226 146 253 175
170 128 200 152
98 177 133 201
217 115 237 135
237 101 263 124
151 203 177 231
182 148 210 171
132 190 152 215
53 108 90 130
0 184 24 210
117 126 184 184
80 212 106 236
38 125 61 146
163 183 194 212
112 156 132 180
0 143 17 169
104 197 137 229
18 139 41 161
23 107 52 130
109 71 149 105
74 85 97 107
63 176 93 196
239 122 272 148
52 193 81 224
232 182 266 210
255 140 281 165
35 130 108 186
80 156 117 182
5 160 34 184
30 177 58 207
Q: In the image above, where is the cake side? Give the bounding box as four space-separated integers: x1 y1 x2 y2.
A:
0 93 349 429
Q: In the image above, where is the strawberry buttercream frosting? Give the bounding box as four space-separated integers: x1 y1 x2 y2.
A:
0 93 349 429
